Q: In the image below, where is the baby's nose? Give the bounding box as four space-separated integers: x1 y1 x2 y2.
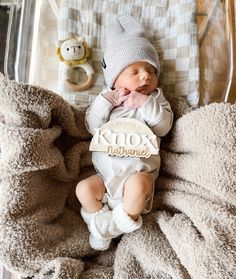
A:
140 71 150 80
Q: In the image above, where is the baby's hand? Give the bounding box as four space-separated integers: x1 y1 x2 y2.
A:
123 91 149 109
103 88 129 106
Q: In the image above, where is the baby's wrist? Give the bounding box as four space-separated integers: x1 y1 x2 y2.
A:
102 90 118 106
140 94 149 103
102 90 114 101
134 92 149 107
139 95 152 113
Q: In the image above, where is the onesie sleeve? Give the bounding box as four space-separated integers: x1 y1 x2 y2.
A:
138 88 173 137
85 89 114 135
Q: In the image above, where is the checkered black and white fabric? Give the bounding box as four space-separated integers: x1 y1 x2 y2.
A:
58 0 200 107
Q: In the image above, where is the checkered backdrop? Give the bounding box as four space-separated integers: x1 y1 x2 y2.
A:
57 0 200 107
197 0 229 104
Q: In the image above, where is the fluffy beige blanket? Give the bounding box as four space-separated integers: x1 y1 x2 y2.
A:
0 74 235 279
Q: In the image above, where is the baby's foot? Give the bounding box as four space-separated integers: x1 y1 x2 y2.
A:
81 205 122 250
112 203 143 233
90 206 123 239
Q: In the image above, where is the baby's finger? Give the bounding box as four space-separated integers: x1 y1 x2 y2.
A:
118 88 130 96
123 89 130 95
119 95 129 104
122 100 128 107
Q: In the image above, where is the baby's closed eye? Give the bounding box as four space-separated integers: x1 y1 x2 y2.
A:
126 70 138 75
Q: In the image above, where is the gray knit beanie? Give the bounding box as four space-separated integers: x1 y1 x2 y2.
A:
101 16 160 88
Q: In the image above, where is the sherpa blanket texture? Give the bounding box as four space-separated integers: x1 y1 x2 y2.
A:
0 74 235 279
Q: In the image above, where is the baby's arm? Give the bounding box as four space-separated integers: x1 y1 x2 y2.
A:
86 88 129 134
138 89 173 137
86 90 114 134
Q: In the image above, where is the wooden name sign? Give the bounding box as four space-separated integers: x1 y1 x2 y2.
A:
89 118 159 158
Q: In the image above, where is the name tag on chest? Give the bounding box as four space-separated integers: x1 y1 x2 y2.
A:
89 118 159 158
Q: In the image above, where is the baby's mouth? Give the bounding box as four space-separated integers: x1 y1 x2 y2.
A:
136 84 149 92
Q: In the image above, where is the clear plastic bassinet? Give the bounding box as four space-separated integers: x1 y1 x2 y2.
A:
1 0 236 278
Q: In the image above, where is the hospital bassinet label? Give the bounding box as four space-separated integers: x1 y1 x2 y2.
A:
89 118 159 158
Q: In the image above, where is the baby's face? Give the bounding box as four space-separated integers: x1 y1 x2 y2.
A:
113 61 158 95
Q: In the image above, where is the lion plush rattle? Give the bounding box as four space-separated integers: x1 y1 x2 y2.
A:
56 37 94 92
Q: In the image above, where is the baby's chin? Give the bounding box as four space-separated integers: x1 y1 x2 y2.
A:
135 85 152 95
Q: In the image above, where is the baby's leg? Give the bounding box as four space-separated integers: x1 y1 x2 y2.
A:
111 172 151 234
76 175 122 251
123 172 153 220
76 175 105 213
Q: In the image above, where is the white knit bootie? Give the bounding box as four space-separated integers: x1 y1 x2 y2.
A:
112 203 143 233
81 205 122 250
